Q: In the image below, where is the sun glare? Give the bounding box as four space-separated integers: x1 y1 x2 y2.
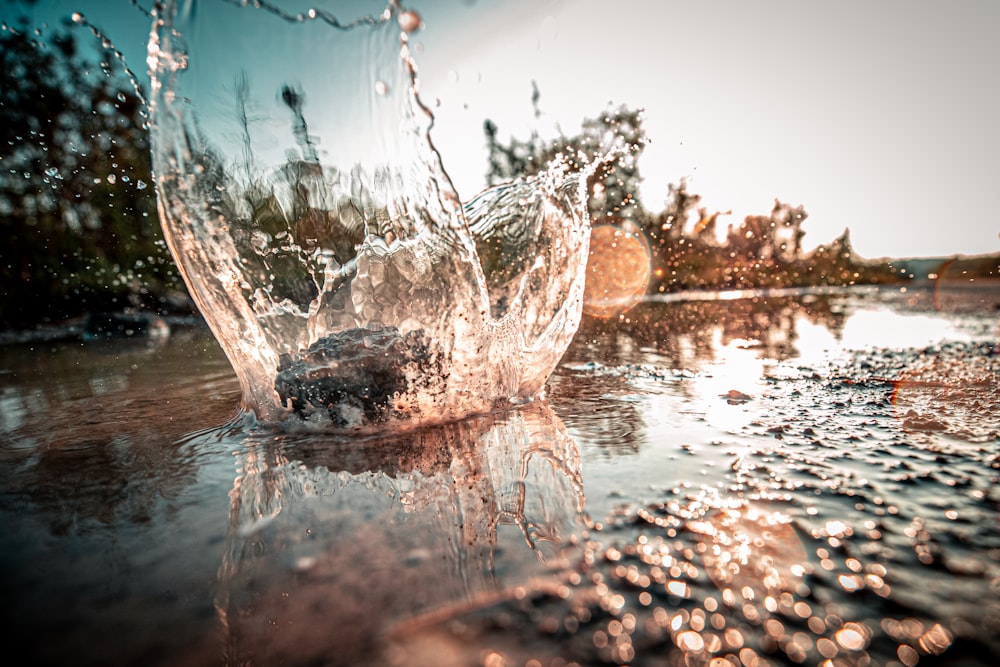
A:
583 222 652 318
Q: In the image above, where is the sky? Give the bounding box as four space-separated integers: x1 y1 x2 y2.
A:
10 0 1000 259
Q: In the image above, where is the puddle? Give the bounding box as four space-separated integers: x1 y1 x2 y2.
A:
1 287 998 665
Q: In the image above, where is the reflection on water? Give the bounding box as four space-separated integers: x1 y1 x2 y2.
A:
536 287 999 666
573 289 851 366
1 287 998 665
0 330 237 531
0 329 241 666
206 402 585 665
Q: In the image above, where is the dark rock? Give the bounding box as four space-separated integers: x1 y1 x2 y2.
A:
274 326 438 426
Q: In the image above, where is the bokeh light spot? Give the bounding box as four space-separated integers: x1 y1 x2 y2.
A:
583 222 652 318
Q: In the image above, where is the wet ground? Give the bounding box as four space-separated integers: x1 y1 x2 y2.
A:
1 285 998 666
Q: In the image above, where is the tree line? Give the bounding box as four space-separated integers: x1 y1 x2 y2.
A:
1 20 909 329
483 102 905 297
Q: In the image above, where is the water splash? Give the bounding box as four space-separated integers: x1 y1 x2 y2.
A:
147 1 598 428
70 9 151 126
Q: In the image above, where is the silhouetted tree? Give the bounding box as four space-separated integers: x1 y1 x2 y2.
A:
484 101 648 224
654 180 700 242
727 200 807 265
482 95 910 297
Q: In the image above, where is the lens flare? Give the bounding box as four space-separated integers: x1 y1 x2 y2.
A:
583 222 652 318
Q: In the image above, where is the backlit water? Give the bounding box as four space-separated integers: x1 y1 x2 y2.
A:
146 0 598 426
2 286 998 666
3 2 999 665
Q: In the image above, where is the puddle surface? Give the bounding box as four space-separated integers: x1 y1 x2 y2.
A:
1 286 998 666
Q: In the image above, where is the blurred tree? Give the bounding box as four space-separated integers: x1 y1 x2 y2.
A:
726 200 807 265
0 15 185 327
654 179 700 243
484 102 647 224
483 96 908 297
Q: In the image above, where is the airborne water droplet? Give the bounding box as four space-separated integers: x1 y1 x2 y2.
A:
397 10 421 33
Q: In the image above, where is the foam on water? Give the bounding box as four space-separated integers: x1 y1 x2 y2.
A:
147 0 598 428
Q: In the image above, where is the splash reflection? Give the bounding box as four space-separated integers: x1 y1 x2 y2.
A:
206 401 585 665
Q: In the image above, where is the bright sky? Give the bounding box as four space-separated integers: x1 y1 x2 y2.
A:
13 0 1000 259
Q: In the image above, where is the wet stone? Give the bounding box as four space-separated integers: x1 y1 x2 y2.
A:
274 326 437 426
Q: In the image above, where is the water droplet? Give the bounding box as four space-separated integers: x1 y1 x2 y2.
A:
397 10 422 33
71 12 84 23
676 630 705 652
835 626 867 650
374 80 388 96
